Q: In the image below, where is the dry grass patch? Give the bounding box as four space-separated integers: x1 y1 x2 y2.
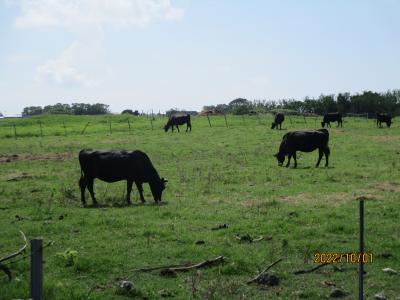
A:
279 193 312 204
0 152 72 163
370 181 400 193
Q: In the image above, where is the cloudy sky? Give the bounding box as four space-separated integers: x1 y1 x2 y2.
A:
1 0 400 116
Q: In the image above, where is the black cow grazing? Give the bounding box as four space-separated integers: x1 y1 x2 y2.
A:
164 114 192 132
376 113 392 128
78 149 167 207
271 113 285 129
321 113 343 128
274 129 330 168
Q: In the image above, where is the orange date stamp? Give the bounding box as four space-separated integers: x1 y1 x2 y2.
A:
314 252 373 264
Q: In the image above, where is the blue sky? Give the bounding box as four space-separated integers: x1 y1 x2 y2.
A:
1 0 399 116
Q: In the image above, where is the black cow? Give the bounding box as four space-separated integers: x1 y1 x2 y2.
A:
274 129 330 168
376 113 392 128
321 113 343 128
164 115 192 132
271 113 285 129
78 149 167 207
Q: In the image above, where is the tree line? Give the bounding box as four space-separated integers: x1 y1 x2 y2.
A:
203 90 400 116
22 103 110 117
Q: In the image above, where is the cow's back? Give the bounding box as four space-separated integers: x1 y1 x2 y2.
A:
79 149 157 183
282 130 329 152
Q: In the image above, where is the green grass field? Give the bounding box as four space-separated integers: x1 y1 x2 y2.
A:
0 114 399 299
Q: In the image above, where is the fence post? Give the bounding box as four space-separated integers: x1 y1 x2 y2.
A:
39 121 43 137
13 124 17 139
257 113 261 125
81 122 90 135
223 114 228 128
63 122 67 136
288 115 292 125
303 115 307 124
109 117 112 134
359 200 364 300
31 239 43 300
241 115 245 125
206 115 212 127
150 118 154 130
127 119 131 134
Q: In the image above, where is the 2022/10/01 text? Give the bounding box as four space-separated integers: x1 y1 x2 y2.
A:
314 252 373 264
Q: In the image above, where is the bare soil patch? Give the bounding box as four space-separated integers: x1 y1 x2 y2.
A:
0 152 73 163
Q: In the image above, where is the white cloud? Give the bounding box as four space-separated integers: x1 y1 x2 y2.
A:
12 0 184 31
10 0 184 87
35 40 102 87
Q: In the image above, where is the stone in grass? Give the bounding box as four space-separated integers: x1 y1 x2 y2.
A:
255 272 279 286
329 289 350 298
374 291 387 300
118 280 134 293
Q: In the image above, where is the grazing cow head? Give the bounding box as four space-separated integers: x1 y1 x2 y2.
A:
321 122 325 128
274 152 285 166
271 122 276 129
387 120 392 128
164 124 170 132
150 177 168 201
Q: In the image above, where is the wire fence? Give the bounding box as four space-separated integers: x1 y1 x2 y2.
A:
0 113 389 139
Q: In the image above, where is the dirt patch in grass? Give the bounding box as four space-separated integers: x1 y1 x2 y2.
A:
370 181 400 193
279 193 312 204
371 136 400 142
0 152 73 163
280 190 383 205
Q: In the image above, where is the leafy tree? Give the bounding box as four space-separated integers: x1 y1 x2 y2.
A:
22 106 43 117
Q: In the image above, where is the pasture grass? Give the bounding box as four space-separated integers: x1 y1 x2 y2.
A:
0 114 399 299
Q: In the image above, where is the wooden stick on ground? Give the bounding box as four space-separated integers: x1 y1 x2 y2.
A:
134 256 225 273
247 258 283 284
0 231 27 263
293 262 329 275
0 231 27 280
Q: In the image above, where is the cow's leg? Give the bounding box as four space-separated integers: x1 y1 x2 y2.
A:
328 122 331 128
316 148 323 167
86 178 98 206
324 147 329 167
286 154 291 168
293 152 297 168
135 182 145 203
126 180 133 205
176 125 180 132
79 176 87 207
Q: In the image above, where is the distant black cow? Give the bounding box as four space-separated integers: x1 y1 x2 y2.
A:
164 114 192 132
274 129 330 168
271 113 285 129
376 113 392 128
321 113 343 128
78 149 167 207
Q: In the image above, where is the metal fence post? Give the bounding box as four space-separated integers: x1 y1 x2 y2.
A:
39 121 43 137
206 115 212 127
31 239 43 300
